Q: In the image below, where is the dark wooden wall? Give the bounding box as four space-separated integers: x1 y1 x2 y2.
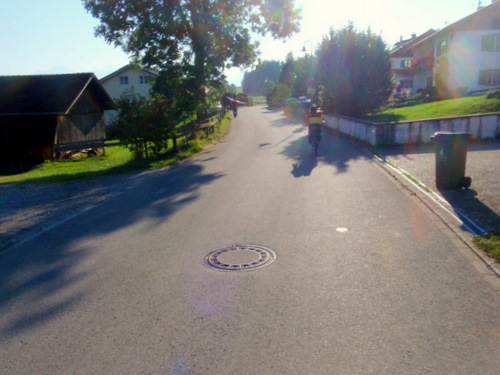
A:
0 87 108 171
0 115 56 172
56 88 106 149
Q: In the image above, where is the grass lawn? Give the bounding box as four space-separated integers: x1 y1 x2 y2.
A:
363 94 500 123
0 113 231 185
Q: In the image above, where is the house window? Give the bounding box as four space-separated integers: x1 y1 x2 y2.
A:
119 76 129 85
139 76 148 84
426 77 433 89
436 40 447 57
400 80 413 89
481 34 500 51
400 59 412 68
479 69 500 85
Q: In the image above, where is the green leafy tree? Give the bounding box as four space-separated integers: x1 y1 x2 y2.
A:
261 79 275 97
435 55 450 99
152 65 198 146
291 55 314 97
267 83 291 108
111 90 166 160
242 60 281 95
146 94 172 156
317 25 392 117
279 52 295 87
83 0 300 119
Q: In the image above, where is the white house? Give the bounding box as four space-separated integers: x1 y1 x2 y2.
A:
390 30 435 96
404 0 500 97
100 64 158 125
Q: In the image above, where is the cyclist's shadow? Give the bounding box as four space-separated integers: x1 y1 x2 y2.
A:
291 149 318 177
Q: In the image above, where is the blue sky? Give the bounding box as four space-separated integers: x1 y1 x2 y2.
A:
0 0 484 85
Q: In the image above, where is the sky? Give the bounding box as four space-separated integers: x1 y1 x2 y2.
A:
0 0 486 86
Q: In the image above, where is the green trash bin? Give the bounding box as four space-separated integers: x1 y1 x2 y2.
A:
430 132 472 190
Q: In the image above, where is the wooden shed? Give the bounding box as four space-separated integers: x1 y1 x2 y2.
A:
0 73 114 172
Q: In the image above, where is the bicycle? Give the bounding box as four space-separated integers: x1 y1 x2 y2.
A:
305 103 323 157
309 124 322 157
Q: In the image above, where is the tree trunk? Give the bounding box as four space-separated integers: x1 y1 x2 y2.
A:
173 134 178 153
188 4 209 127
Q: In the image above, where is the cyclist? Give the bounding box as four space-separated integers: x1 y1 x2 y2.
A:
305 104 323 144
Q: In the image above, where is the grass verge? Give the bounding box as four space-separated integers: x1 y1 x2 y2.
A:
0 113 232 185
363 94 500 123
473 231 500 263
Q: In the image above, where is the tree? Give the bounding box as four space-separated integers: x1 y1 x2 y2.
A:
317 25 392 117
279 52 295 87
291 55 314 98
267 83 291 108
435 55 450 99
152 66 196 151
111 90 169 160
83 0 300 118
242 60 281 95
261 79 275 97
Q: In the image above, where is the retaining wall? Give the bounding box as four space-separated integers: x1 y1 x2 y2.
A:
323 113 500 146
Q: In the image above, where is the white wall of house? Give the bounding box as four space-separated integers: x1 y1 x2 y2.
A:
412 70 432 94
445 30 500 93
101 67 155 100
390 57 414 95
101 66 157 126
431 30 500 94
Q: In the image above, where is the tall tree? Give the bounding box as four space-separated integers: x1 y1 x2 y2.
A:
152 65 197 150
291 55 314 97
83 0 300 118
242 60 281 95
317 25 392 117
279 52 295 87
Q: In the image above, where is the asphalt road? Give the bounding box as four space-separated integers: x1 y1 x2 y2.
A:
1 106 499 374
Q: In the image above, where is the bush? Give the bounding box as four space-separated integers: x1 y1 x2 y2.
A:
455 87 469 97
486 91 500 99
267 83 291 108
283 97 305 121
105 124 120 140
111 91 172 160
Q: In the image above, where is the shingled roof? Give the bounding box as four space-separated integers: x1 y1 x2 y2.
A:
0 73 115 115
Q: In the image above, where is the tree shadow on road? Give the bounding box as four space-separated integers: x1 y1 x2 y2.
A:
261 108 282 114
282 128 369 178
271 117 303 127
0 162 224 339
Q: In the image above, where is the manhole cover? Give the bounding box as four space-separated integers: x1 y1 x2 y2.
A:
203 244 276 272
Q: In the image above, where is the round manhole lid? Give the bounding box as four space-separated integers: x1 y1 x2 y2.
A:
203 244 276 272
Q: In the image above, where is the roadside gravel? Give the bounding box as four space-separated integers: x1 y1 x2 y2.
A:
0 172 146 252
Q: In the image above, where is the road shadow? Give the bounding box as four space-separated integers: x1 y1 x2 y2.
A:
282 128 370 178
439 188 500 234
271 117 303 127
0 161 224 339
261 108 282 114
